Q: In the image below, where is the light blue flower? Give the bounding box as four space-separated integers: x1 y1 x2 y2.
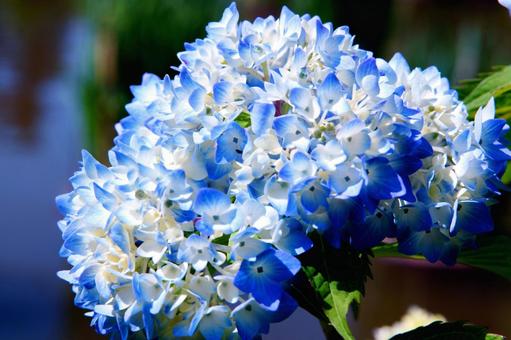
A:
215 122 248 163
177 234 219 271
279 151 317 186
193 188 235 234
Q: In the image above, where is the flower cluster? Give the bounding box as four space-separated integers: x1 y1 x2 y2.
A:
57 3 510 339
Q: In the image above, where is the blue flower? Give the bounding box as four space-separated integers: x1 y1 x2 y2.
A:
365 157 406 201
273 218 313 255
193 188 235 234
216 122 248 163
450 200 493 235
279 151 317 186
234 249 300 306
177 234 220 271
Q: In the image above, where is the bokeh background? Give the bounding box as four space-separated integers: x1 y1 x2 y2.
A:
1 0 510 339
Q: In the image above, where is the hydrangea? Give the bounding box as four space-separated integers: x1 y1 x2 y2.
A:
57 3 510 339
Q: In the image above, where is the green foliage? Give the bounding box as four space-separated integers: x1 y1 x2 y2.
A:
390 321 491 340
289 234 372 339
457 235 511 280
372 235 511 280
457 65 511 118
486 334 506 340
234 112 251 128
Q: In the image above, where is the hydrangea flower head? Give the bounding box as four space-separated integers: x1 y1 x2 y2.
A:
57 3 510 338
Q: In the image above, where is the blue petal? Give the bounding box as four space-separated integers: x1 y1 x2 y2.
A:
233 249 299 306
179 69 197 91
356 58 379 96
420 228 450 263
318 73 343 108
189 87 206 111
193 188 231 216
451 200 493 234
395 203 432 232
82 149 100 178
351 210 395 249
206 158 232 180
142 304 154 340
213 81 232 104
93 183 116 210
273 114 307 139
251 102 275 136
173 298 207 337
300 182 329 212
389 156 422 175
289 87 309 109
234 262 283 306
272 249 301 276
277 230 313 256
55 193 74 215
62 231 90 254
366 157 405 200
389 52 410 75
481 119 506 144
199 306 231 340
79 265 99 289
264 175 291 214
215 122 247 163
397 229 422 256
269 292 298 323
109 223 130 253
232 299 270 340
484 143 511 161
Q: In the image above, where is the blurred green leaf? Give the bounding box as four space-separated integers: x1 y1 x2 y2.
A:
372 235 511 280
457 235 511 280
390 321 495 340
457 65 511 118
486 334 506 340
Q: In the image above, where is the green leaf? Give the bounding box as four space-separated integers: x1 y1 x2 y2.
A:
486 334 505 340
390 321 491 340
290 233 372 340
372 235 511 280
234 111 251 128
457 235 511 280
457 65 511 117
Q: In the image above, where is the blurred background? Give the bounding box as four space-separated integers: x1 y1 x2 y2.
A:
1 0 510 339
